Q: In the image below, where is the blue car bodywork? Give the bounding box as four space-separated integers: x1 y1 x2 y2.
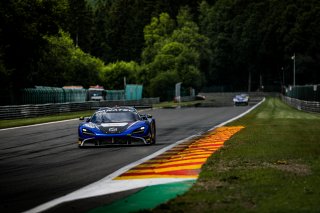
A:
78 107 156 147
233 94 249 106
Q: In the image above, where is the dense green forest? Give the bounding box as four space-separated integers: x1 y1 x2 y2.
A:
0 0 319 103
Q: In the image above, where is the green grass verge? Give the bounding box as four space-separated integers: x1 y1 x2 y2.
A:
149 97 320 213
0 110 94 129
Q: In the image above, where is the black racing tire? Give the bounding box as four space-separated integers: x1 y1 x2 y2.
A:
150 123 156 144
78 139 83 148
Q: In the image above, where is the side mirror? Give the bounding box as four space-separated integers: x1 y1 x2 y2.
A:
80 117 91 122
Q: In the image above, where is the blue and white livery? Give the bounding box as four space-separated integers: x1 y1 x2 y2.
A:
78 106 156 147
233 94 249 106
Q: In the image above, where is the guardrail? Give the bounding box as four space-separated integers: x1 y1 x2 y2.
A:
281 95 320 113
180 96 196 102
0 98 160 120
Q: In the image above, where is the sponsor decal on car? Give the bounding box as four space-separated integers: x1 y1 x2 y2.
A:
109 127 118 132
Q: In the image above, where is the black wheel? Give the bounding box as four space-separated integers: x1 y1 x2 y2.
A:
78 139 83 148
150 123 156 144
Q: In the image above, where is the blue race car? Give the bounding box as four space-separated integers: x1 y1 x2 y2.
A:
78 106 156 147
233 93 249 106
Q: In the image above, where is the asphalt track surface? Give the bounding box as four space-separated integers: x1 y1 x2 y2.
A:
0 106 252 213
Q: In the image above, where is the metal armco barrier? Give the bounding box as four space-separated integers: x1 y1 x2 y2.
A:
0 98 159 120
284 85 320 102
282 95 320 113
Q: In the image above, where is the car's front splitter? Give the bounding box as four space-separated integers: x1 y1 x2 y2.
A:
78 135 151 147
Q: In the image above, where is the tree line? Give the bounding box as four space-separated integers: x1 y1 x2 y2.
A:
0 0 319 103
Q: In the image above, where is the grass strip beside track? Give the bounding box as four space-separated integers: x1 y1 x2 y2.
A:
88 180 195 213
0 110 95 129
148 97 320 213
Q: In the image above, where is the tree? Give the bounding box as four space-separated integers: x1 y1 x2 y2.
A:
284 1 320 84
142 13 176 64
0 0 69 104
66 0 94 53
90 0 112 62
0 0 69 87
200 0 320 90
149 71 180 101
100 61 139 90
141 7 208 99
37 30 104 88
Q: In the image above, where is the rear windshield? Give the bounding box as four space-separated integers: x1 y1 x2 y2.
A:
91 111 139 123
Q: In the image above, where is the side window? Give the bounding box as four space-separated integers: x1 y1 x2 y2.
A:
91 113 102 123
132 112 140 121
90 114 97 123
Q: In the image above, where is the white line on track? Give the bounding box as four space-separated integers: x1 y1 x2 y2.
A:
24 99 265 213
0 118 78 131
